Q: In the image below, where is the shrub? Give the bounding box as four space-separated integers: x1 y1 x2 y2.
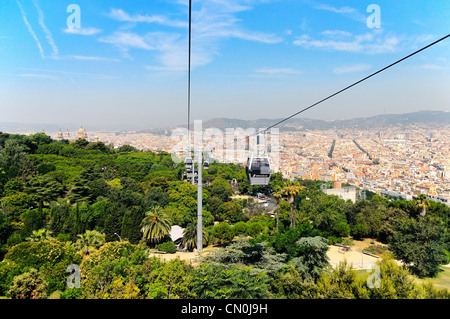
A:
351 223 368 240
4 241 82 294
233 221 247 236
211 222 234 244
8 268 48 299
333 221 350 237
156 241 177 254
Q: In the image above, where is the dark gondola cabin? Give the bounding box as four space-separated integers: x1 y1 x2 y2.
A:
246 154 271 185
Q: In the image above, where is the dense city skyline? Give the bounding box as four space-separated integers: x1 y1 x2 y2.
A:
0 1 449 128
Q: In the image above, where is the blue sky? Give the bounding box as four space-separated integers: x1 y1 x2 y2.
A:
0 0 449 130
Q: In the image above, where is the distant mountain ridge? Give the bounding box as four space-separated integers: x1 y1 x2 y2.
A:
192 110 450 132
1 110 448 134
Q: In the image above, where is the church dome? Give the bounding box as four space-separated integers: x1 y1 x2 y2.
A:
76 126 88 140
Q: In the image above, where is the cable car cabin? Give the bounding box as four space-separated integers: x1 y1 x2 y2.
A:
203 161 209 170
246 155 271 185
185 157 193 173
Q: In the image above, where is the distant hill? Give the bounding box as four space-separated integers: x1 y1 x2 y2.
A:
190 110 450 132
1 110 448 135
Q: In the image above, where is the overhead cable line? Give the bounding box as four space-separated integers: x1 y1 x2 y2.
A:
187 0 192 139
254 33 450 136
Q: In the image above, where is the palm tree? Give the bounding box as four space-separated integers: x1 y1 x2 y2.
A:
282 182 305 228
182 221 209 251
141 206 172 244
272 188 283 232
75 230 105 258
27 228 54 242
415 194 430 217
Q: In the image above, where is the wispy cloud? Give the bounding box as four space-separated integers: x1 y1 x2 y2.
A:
314 4 356 14
33 0 58 57
63 27 102 36
293 30 400 54
310 2 366 23
69 55 121 62
102 1 282 71
17 73 60 80
419 64 445 71
16 0 44 58
255 67 301 75
19 67 121 81
99 31 155 54
333 64 371 74
108 8 187 28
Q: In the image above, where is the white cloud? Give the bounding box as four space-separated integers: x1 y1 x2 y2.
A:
99 31 153 50
311 2 366 23
294 31 399 54
63 27 102 36
108 8 187 28
16 0 44 58
102 2 282 71
314 4 356 14
333 64 371 74
255 67 301 75
33 0 58 57
70 55 121 62
420 64 445 70
17 73 59 80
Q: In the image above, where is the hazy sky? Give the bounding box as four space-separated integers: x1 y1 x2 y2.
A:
0 0 449 130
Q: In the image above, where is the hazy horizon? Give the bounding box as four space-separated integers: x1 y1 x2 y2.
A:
0 109 448 133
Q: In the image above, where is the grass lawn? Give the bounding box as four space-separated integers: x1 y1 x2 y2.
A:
413 266 450 291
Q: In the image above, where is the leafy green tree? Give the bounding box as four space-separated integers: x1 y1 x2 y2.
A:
73 138 89 149
141 206 172 244
206 196 224 220
389 217 447 277
104 204 124 242
121 206 145 244
218 201 243 223
116 145 138 153
24 175 64 207
8 268 48 299
20 208 45 239
85 141 111 154
80 241 140 298
0 260 22 296
289 236 330 282
0 139 28 177
271 222 320 259
3 178 25 196
209 177 233 202
143 258 193 299
203 237 287 276
0 209 12 245
211 222 234 244
191 263 271 299
351 223 368 240
48 200 73 236
4 241 81 294
233 221 247 236
333 221 350 237
271 266 320 299
0 192 33 222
